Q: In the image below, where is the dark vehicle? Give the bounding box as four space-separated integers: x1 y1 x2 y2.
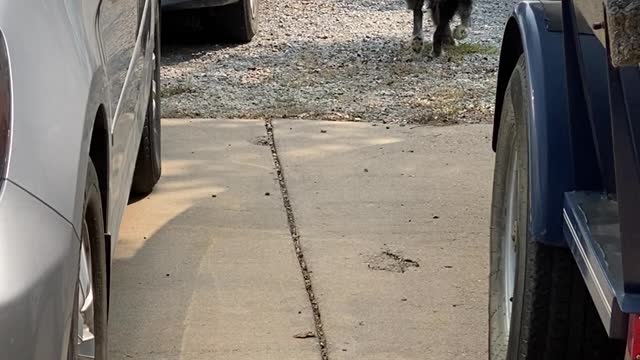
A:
162 0 258 42
489 0 640 358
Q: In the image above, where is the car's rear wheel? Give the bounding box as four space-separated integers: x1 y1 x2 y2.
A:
69 160 108 360
216 0 258 43
488 55 624 360
132 0 162 195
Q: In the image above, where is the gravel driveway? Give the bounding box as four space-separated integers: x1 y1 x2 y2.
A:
161 0 514 125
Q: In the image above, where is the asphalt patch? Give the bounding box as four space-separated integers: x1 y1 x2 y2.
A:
368 250 420 273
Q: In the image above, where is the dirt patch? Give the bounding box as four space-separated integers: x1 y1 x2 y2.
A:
368 250 420 273
160 78 195 98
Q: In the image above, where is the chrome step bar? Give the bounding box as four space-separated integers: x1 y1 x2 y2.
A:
563 191 628 338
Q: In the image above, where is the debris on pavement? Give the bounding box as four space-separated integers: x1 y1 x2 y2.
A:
252 136 270 146
367 250 420 273
293 331 316 339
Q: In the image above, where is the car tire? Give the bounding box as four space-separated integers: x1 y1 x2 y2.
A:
488 55 624 360
218 0 258 43
69 160 109 359
132 0 162 195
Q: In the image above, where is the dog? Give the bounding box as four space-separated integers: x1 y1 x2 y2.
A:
406 0 472 57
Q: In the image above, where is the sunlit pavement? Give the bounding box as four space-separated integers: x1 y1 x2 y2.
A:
109 119 494 360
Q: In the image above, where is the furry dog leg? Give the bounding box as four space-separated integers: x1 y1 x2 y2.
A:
453 0 472 40
429 0 456 57
406 0 425 52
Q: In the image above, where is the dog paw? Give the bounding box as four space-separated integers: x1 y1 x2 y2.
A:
411 37 423 53
453 25 468 40
430 48 444 58
445 35 457 46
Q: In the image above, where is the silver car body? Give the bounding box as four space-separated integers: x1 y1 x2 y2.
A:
0 0 157 357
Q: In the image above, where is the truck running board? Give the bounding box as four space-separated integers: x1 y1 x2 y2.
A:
562 191 631 339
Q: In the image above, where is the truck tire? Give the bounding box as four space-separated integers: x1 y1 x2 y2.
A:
488 55 624 360
218 0 258 43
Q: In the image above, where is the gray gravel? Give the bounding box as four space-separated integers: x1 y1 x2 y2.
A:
161 0 514 125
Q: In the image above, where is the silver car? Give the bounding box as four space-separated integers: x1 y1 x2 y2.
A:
0 0 162 358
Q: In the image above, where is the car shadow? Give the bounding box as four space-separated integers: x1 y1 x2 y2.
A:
161 9 244 66
108 119 312 358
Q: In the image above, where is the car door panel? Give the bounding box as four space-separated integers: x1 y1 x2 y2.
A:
98 0 153 236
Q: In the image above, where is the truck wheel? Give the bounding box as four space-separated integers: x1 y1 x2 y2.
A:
218 0 258 43
132 0 162 195
488 55 624 360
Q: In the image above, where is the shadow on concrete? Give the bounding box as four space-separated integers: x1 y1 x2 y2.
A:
108 119 326 359
109 119 271 358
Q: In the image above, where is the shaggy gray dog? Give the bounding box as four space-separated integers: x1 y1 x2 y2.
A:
406 0 472 56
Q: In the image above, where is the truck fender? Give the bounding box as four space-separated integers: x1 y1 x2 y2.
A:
493 1 572 247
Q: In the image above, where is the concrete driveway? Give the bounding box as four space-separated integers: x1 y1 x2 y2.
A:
108 119 494 360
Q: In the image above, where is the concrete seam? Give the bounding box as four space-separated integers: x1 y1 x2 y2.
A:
265 119 329 360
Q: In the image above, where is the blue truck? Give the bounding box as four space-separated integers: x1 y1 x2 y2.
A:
489 0 640 358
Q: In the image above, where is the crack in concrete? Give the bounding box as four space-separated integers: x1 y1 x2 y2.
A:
265 119 330 360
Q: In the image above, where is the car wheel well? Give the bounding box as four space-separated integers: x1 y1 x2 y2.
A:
493 18 523 151
89 105 111 289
